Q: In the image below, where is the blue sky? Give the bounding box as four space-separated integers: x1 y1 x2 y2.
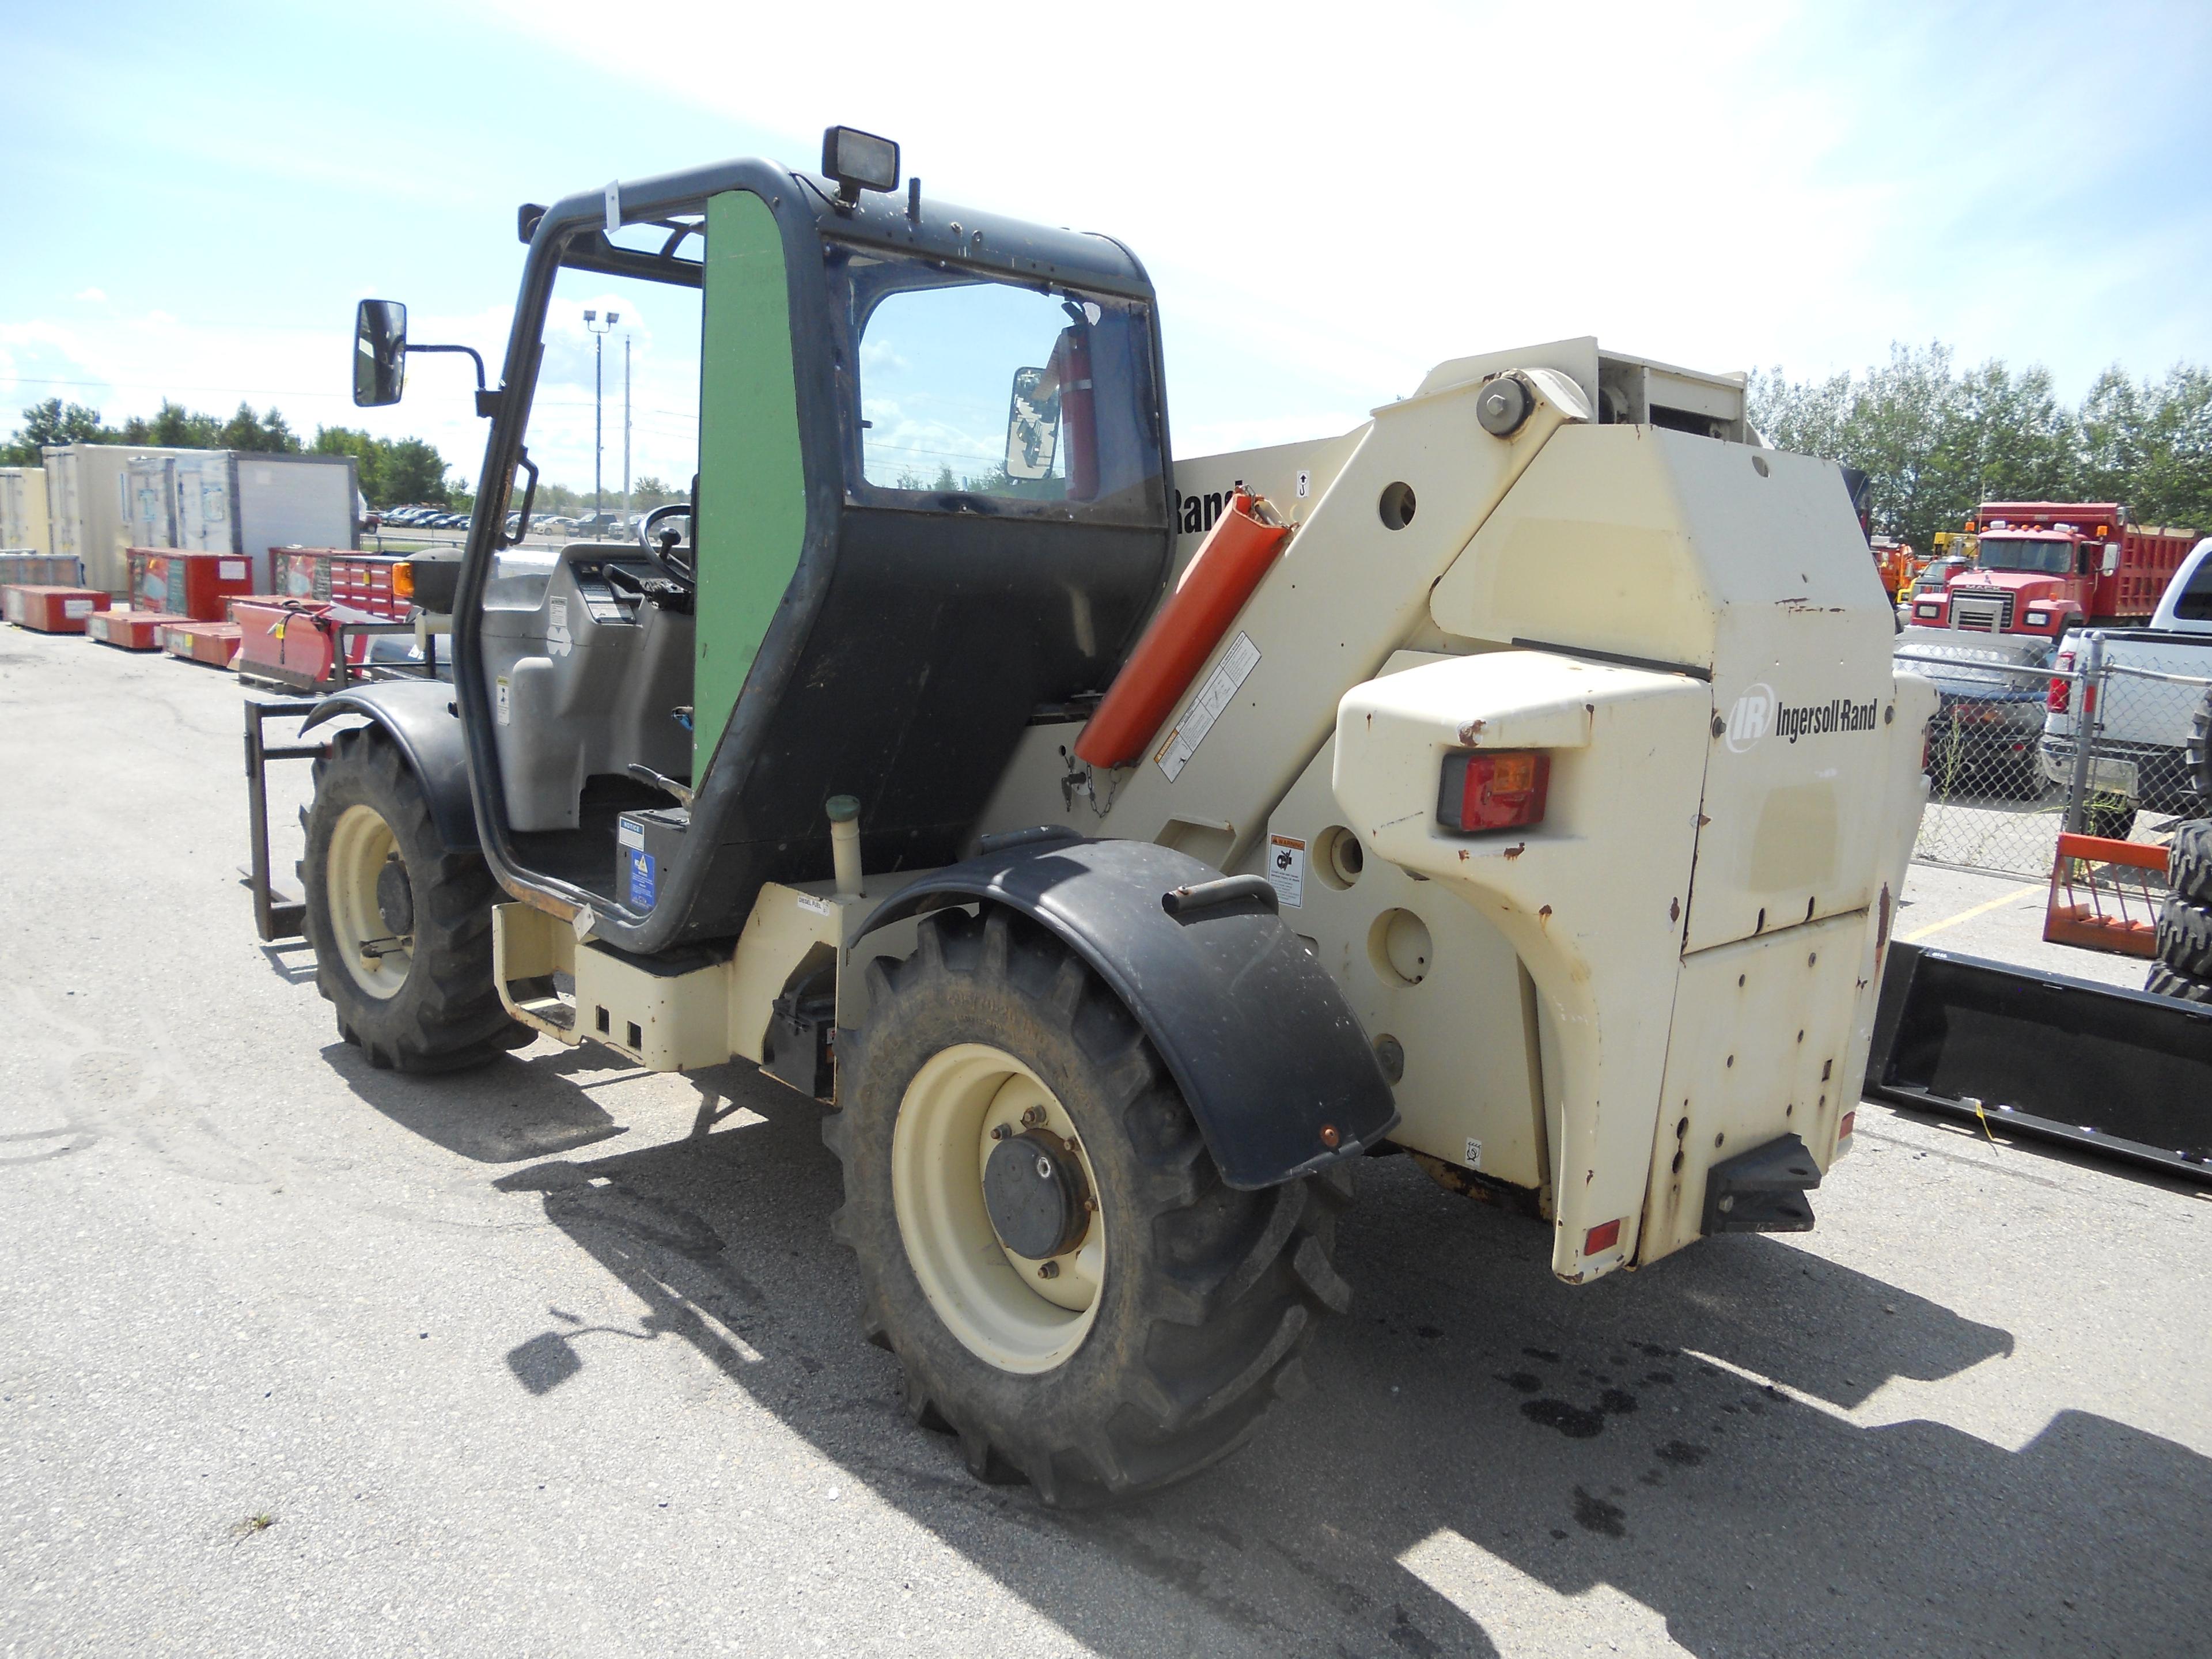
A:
3 0 2207 495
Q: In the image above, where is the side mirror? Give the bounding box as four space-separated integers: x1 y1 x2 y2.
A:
2102 541 2122 577
1004 366 1060 481
354 299 408 407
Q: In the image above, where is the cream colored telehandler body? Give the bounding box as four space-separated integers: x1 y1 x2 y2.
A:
494 335 1933 1285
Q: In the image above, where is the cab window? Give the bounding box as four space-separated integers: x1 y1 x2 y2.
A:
827 244 1165 524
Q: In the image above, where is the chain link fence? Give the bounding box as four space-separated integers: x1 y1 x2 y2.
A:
1899 629 2212 882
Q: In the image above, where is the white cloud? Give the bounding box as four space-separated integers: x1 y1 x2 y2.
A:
482 0 2210 452
74 287 107 304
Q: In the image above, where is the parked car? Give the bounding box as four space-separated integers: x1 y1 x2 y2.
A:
2041 536 2212 823
567 509 628 538
1896 626 2054 799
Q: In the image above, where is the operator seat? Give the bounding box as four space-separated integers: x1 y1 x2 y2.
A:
656 502 1172 946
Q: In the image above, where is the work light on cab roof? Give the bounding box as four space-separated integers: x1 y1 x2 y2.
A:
821 125 899 204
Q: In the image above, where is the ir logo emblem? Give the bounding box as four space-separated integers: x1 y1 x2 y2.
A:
1725 683 1774 753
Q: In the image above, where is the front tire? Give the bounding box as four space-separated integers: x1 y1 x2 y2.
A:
826 906 1352 1506
302 728 529 1072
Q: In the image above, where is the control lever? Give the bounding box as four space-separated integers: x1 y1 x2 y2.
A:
626 763 694 808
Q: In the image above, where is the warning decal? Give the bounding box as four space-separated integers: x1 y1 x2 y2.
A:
1155 631 1260 782
1267 834 1306 907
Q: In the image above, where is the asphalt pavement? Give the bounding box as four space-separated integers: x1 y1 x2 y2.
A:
3 624 2207 1657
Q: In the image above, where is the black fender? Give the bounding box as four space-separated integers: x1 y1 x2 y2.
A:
856 835 1399 1190
300 679 480 855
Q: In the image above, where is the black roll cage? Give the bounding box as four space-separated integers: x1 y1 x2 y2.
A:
450 158 1173 955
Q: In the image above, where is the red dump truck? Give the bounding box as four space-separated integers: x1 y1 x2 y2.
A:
1906 502 2196 640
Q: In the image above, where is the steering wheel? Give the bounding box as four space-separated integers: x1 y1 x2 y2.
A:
639 502 696 589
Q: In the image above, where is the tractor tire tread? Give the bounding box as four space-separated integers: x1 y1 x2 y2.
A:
2144 961 2212 1005
827 904 1351 1508
2187 692 2212 812
302 728 527 1074
2155 894 2212 980
2167 820 2212 909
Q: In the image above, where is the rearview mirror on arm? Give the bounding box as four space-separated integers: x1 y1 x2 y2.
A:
354 299 408 406
1004 365 1060 481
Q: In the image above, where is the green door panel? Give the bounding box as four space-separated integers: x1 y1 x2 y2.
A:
692 189 806 779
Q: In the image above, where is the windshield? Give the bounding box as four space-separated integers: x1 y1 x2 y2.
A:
826 243 1165 523
2176 559 2212 623
1978 536 2072 576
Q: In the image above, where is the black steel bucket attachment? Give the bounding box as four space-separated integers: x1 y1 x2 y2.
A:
1702 1132 1819 1234
1865 942 2212 1183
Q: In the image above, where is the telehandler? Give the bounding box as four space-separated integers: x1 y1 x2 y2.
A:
277 128 1936 1504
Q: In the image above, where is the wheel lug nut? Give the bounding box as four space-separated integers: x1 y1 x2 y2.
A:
1020 1104 1048 1128
990 1124 1012 1141
1037 1260 1060 1279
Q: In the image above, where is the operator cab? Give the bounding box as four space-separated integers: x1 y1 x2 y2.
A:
355 131 1175 955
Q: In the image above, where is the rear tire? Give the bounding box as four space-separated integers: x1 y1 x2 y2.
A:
2144 962 2212 1005
303 728 529 1072
2169 820 2212 909
826 906 1352 1506
2156 895 2212 980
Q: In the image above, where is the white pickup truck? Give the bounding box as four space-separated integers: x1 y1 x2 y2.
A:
2041 536 2212 819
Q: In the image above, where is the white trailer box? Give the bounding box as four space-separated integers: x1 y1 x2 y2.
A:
43 444 207 595
233 453 359 590
0 467 50 554
109 449 360 591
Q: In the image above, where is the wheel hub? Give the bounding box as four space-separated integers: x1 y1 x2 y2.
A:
375 853 414 937
889 1044 1105 1373
983 1128 1091 1260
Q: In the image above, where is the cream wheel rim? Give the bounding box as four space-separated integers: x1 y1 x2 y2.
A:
326 804 414 999
891 1043 1104 1374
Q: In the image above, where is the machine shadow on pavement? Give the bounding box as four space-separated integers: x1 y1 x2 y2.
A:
323 1041 630 1164
288 1053 2212 1658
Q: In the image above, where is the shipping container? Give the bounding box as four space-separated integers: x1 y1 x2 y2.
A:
85 608 175 651
232 596 398 688
43 444 207 595
158 619 241 668
234 454 359 591
47 445 360 597
3 585 111 633
274 547 409 619
127 548 256 621
0 552 82 588
0 467 50 553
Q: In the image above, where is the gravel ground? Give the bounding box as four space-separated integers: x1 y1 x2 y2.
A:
3 624 2207 1658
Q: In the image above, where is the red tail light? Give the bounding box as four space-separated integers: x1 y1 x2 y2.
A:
1438 750 1550 832
2047 649 2075 713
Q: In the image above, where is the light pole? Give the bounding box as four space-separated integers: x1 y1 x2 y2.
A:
585 307 619 513
623 332 632 519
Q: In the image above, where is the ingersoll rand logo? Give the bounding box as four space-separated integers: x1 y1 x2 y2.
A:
1726 683 1879 752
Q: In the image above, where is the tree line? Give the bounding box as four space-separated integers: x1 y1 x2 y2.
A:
1748 344 2212 553
1 396 459 507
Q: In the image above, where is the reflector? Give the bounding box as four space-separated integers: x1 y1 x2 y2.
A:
1584 1218 1622 1255
1436 749 1550 832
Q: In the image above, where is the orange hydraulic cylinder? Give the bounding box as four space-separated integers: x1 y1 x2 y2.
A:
1074 489 1291 769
